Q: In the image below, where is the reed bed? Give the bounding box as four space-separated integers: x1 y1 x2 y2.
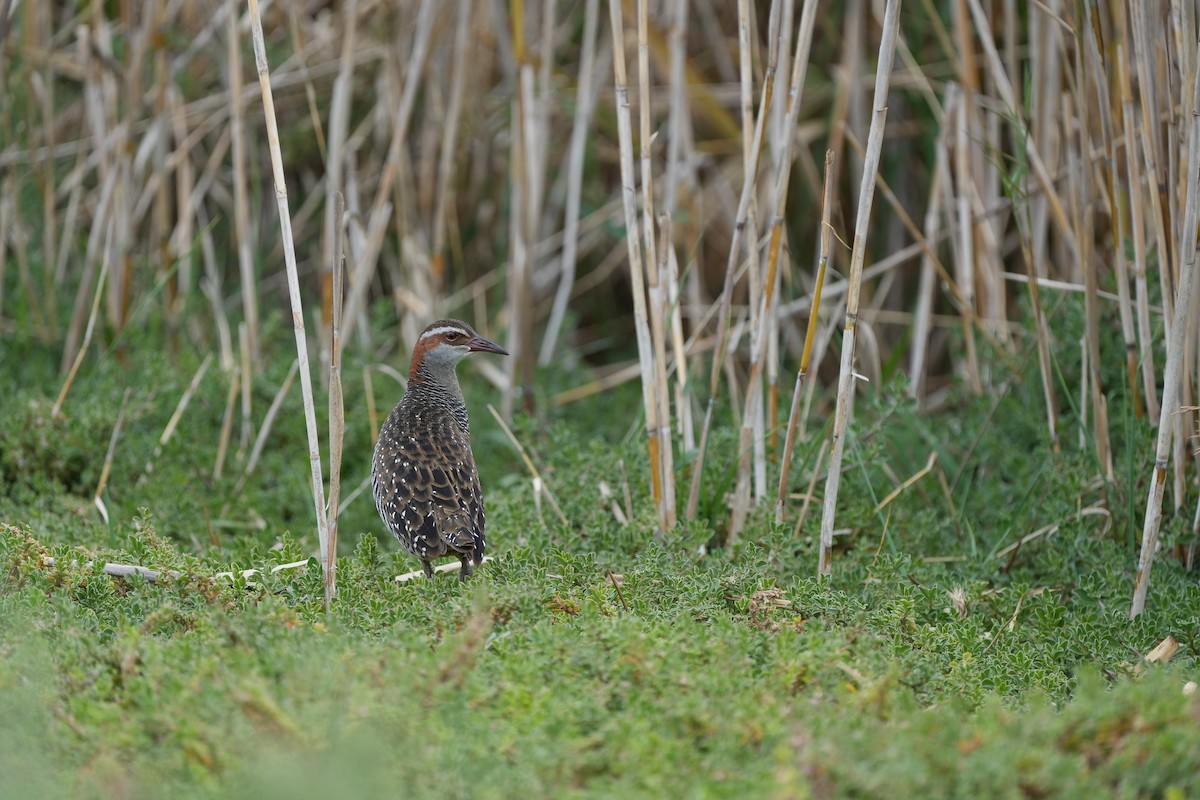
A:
1 1 1198 612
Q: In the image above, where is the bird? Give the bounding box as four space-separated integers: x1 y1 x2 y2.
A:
372 319 509 581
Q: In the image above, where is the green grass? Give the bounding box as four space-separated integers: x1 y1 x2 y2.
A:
2 308 1199 798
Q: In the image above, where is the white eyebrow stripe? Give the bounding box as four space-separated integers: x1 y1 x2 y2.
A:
419 325 469 341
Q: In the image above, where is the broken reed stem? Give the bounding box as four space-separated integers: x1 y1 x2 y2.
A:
487 404 569 526
607 0 667 533
687 0 782 522
326 191 345 607
94 388 133 524
138 352 214 485
777 149 834 524
1131 40 1200 619
817 0 901 577
245 0 332 607
213 367 240 480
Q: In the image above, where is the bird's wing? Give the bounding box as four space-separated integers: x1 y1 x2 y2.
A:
428 432 486 558
373 433 448 561
373 417 485 561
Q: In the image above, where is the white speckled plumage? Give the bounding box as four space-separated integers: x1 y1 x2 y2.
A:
371 319 508 580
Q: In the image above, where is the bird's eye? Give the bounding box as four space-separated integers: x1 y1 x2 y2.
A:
445 332 460 341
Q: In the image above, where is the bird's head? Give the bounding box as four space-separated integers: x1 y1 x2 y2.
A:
410 319 509 380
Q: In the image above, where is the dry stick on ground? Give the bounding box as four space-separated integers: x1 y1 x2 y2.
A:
730 0 817 540
94 388 133 524
686 0 782 522
776 150 834 524
245 0 332 607
325 192 346 607
817 0 901 577
1131 44 1200 619
487 404 569 527
540 0 602 365
607 0 666 534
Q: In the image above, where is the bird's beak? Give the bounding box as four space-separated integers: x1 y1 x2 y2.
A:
467 334 509 356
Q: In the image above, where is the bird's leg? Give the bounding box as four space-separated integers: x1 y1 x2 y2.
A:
457 556 473 582
421 560 435 579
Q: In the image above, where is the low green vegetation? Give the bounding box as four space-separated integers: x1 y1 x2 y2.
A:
2 305 1198 799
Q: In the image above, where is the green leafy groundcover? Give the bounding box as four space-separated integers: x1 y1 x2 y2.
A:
2 516 1198 799
1 318 1198 797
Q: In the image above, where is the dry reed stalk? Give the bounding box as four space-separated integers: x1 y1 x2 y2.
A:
907 133 945 401
168 85 201 348
430 0 471 288
325 192 346 606
607 0 668 534
213 369 240 480
340 0 436 346
487 405 569 526
951 89 982 394
791 438 827 538
686 0 782 522
730 0 816 539
542 0 604 362
776 149 834 524
1131 44 1200 619
736 0 767 511
541 0 603 364
638 0 675 532
322 0 358 376
237 321 253 456
663 0 690 215
0 179 9 324
817 0 901 576
53 219 112 419
228 0 259 365
94 388 132 524
1118 40 1158 420
138 353 214 485
1071 3 1111 481
245 0 332 606
998 39 1059 448
231 359 299 499
504 0 551 417
1087 17 1140 426
651 215 677 528
652 0 691 450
